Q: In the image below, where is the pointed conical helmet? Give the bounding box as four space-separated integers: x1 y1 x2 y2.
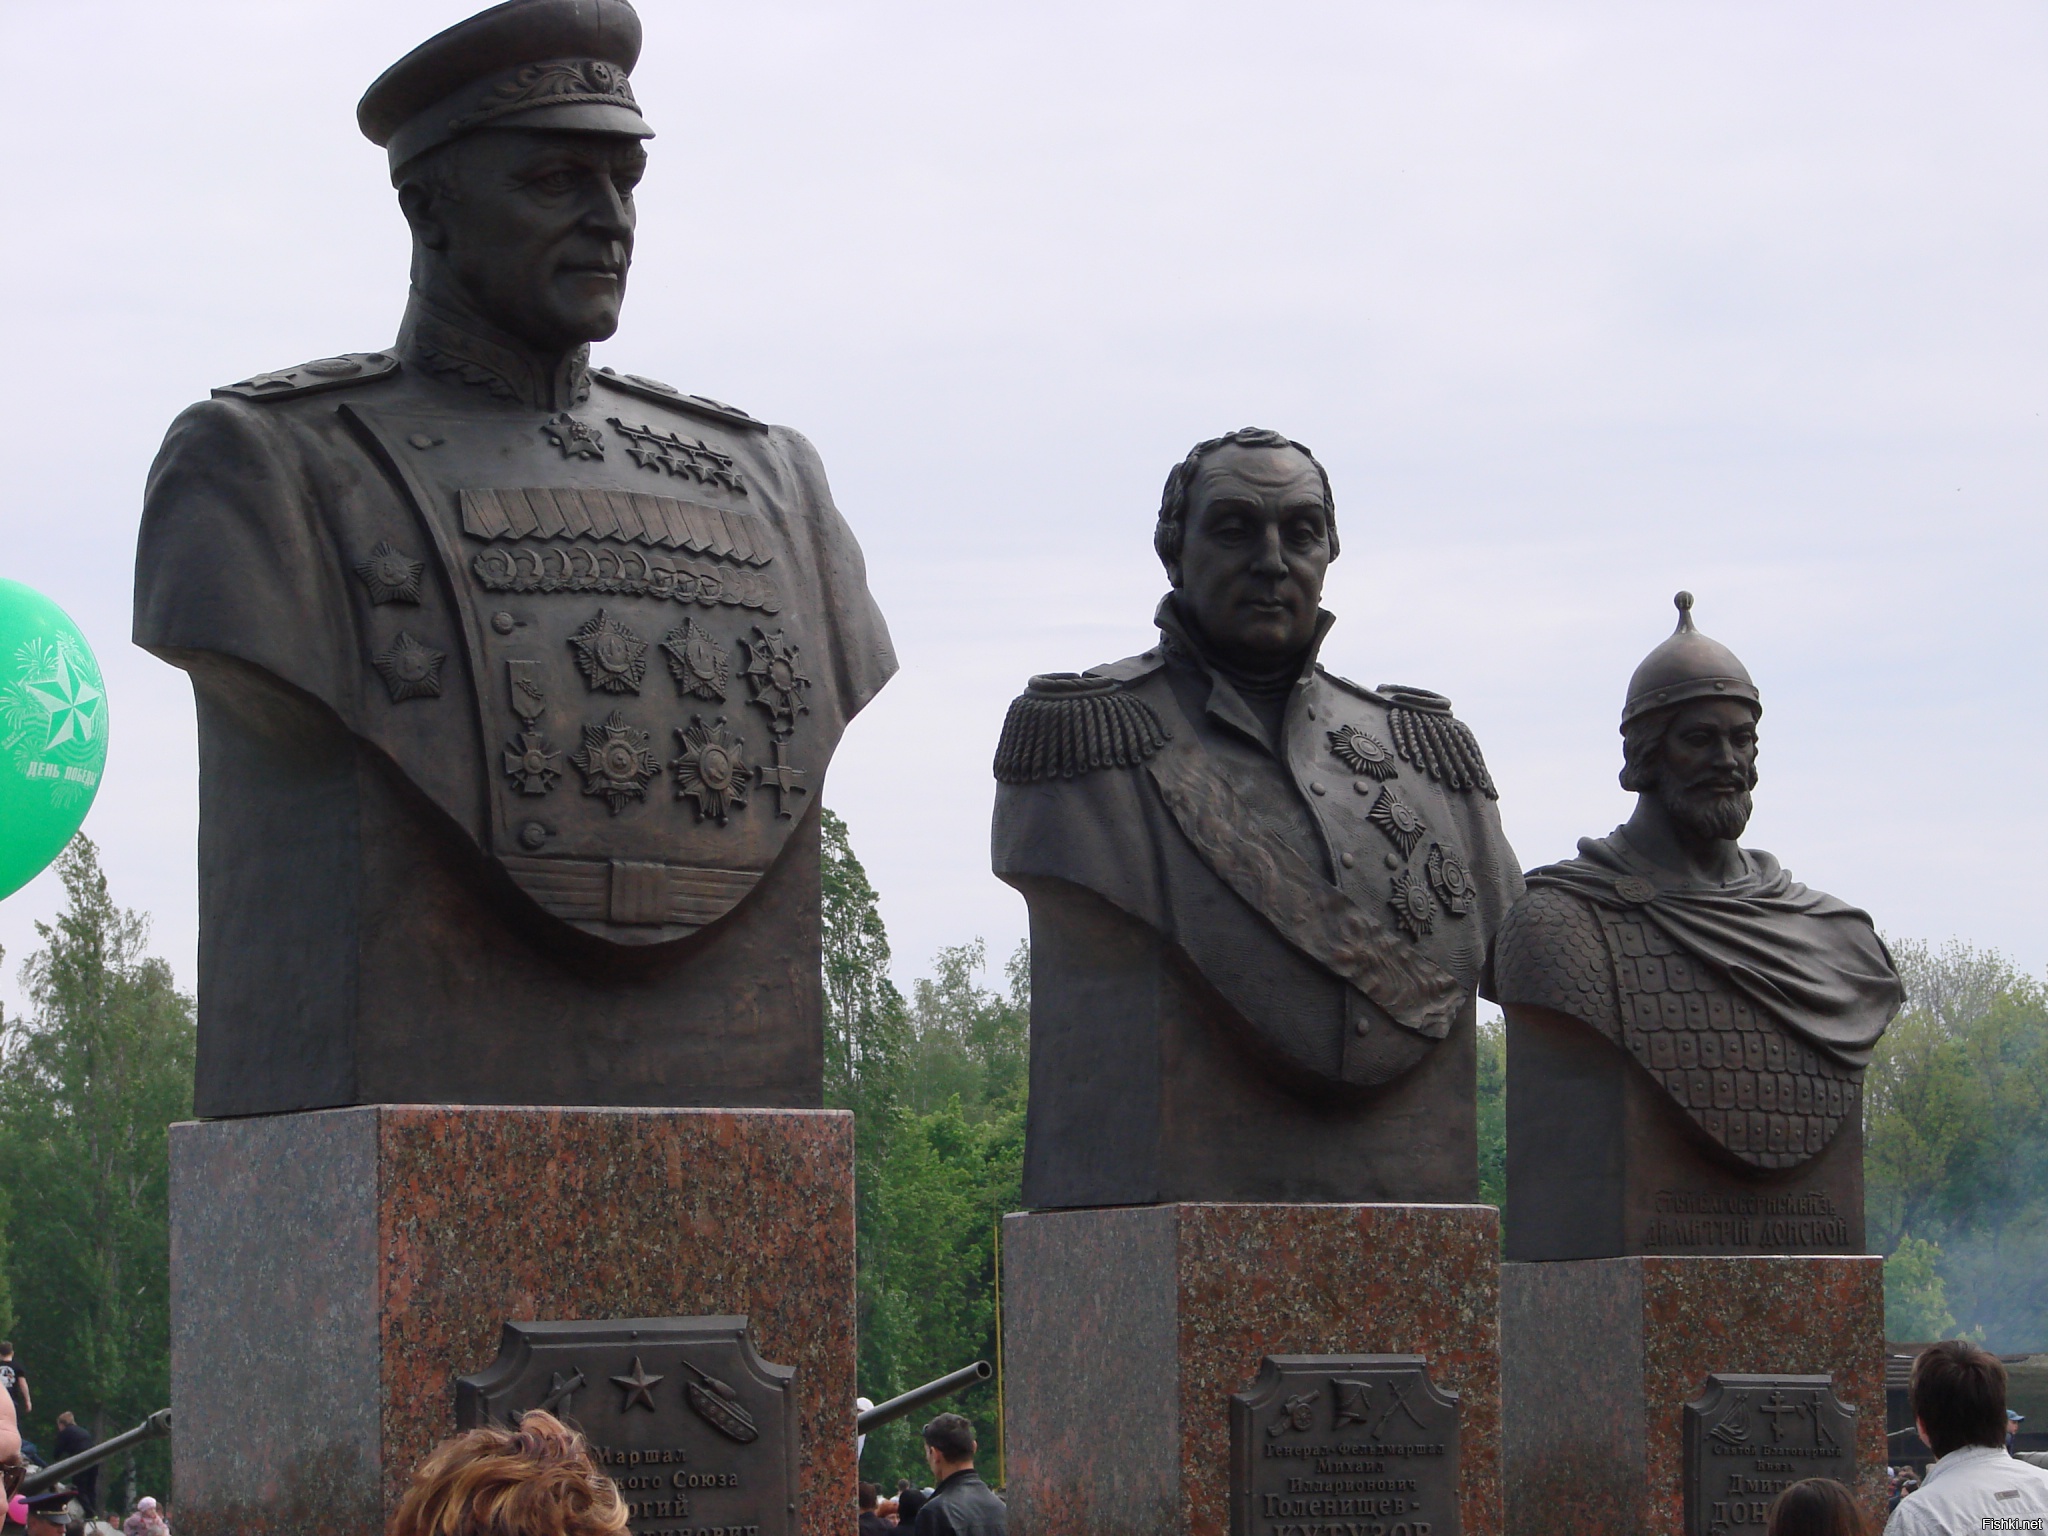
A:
1621 592 1760 727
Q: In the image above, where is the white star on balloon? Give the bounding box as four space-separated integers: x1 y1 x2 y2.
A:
25 651 102 750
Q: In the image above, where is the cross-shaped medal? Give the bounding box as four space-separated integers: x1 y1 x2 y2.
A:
756 739 808 819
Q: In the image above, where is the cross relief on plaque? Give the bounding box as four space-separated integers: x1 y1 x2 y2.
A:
1683 1373 1859 1536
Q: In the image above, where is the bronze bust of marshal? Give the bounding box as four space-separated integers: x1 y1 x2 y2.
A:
133 0 894 1116
992 428 1522 1206
1495 594 1901 1259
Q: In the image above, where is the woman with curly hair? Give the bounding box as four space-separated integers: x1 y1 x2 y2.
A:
390 1411 627 1536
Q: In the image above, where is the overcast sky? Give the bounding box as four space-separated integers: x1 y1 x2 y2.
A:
1 1 2043 1013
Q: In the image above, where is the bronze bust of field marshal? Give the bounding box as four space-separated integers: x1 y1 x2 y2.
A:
992 428 1522 1206
1495 594 1901 1259
134 0 894 1116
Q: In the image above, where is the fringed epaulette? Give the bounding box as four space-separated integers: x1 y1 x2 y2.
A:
993 674 1171 784
1379 684 1499 800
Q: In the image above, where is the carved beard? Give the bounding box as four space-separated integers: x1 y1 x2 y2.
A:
1664 781 1755 842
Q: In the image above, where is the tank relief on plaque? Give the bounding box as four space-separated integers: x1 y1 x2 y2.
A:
1682 1373 1857 1536
458 1317 797 1536
1230 1354 1460 1536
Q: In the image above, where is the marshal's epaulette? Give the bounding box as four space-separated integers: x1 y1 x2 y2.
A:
593 367 765 432
1378 684 1498 800
992 673 1172 784
214 352 400 401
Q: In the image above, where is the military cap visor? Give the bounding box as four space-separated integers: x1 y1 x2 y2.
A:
359 0 653 174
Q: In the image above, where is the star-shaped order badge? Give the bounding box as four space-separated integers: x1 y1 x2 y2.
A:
1367 785 1428 859
371 631 445 702
1328 723 1398 780
542 411 605 460
569 609 648 694
1425 843 1476 917
673 716 749 824
662 617 729 701
571 711 660 814
739 626 810 732
353 539 424 605
1388 869 1435 941
503 729 562 796
611 1355 663 1413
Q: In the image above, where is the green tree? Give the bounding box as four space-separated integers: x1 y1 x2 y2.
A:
0 835 193 1499
1864 938 2048 1346
1475 1012 1506 1212
819 812 1024 1492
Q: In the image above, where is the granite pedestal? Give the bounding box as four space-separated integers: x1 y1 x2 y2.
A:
169 1105 855 1536
1501 1255 1885 1536
1001 1203 1502 1536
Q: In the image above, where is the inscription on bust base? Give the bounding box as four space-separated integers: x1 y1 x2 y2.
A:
1230 1355 1460 1536
457 1317 798 1536
1683 1373 1857 1536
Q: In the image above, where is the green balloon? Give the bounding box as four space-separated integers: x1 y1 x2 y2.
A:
0 578 109 900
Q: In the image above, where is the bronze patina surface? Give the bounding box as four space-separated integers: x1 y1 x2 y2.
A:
1496 594 1901 1259
993 429 1522 1205
135 0 895 1115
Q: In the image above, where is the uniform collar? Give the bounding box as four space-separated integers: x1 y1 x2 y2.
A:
1155 594 1335 751
396 293 592 412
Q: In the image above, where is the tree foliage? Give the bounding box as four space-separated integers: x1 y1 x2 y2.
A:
820 813 1025 1491
1866 938 2048 1346
1476 1012 1507 1212
0 836 193 1499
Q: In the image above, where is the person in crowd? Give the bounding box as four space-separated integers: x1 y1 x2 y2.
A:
0 1344 30 1423
858 1480 892 1535
1765 1479 1866 1536
1887 1340 2048 1532
51 1414 96 1514
895 1478 928 1526
388 1410 626 1536
22 1485 84 1536
119 1496 167 1536
912 1413 1004 1536
2010 1409 2026 1450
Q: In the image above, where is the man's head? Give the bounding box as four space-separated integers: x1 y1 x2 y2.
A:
1156 428 1337 668
359 0 655 353
54 1413 72 1430
396 130 645 352
1909 1340 2009 1458
2 1342 15 1359
921 1411 976 1477
859 1481 879 1512
1620 698 1760 844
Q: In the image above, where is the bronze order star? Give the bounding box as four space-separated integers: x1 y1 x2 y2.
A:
1367 785 1428 859
571 711 660 814
662 617 729 700
542 411 605 460
673 716 749 824
354 539 424 605
569 609 649 694
502 729 562 796
1425 842 1476 916
1389 870 1436 941
739 626 811 731
1327 723 1397 779
371 631 445 702
611 1355 663 1413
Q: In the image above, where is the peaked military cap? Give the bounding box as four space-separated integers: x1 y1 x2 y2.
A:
1622 590 1760 726
359 0 654 174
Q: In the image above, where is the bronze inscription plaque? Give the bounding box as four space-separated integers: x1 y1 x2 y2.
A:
1683 1373 1857 1536
1230 1354 1460 1536
457 1317 798 1536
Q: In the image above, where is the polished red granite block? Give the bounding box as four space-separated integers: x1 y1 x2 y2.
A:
1003 1203 1502 1536
1502 1255 1884 1536
171 1106 854 1536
